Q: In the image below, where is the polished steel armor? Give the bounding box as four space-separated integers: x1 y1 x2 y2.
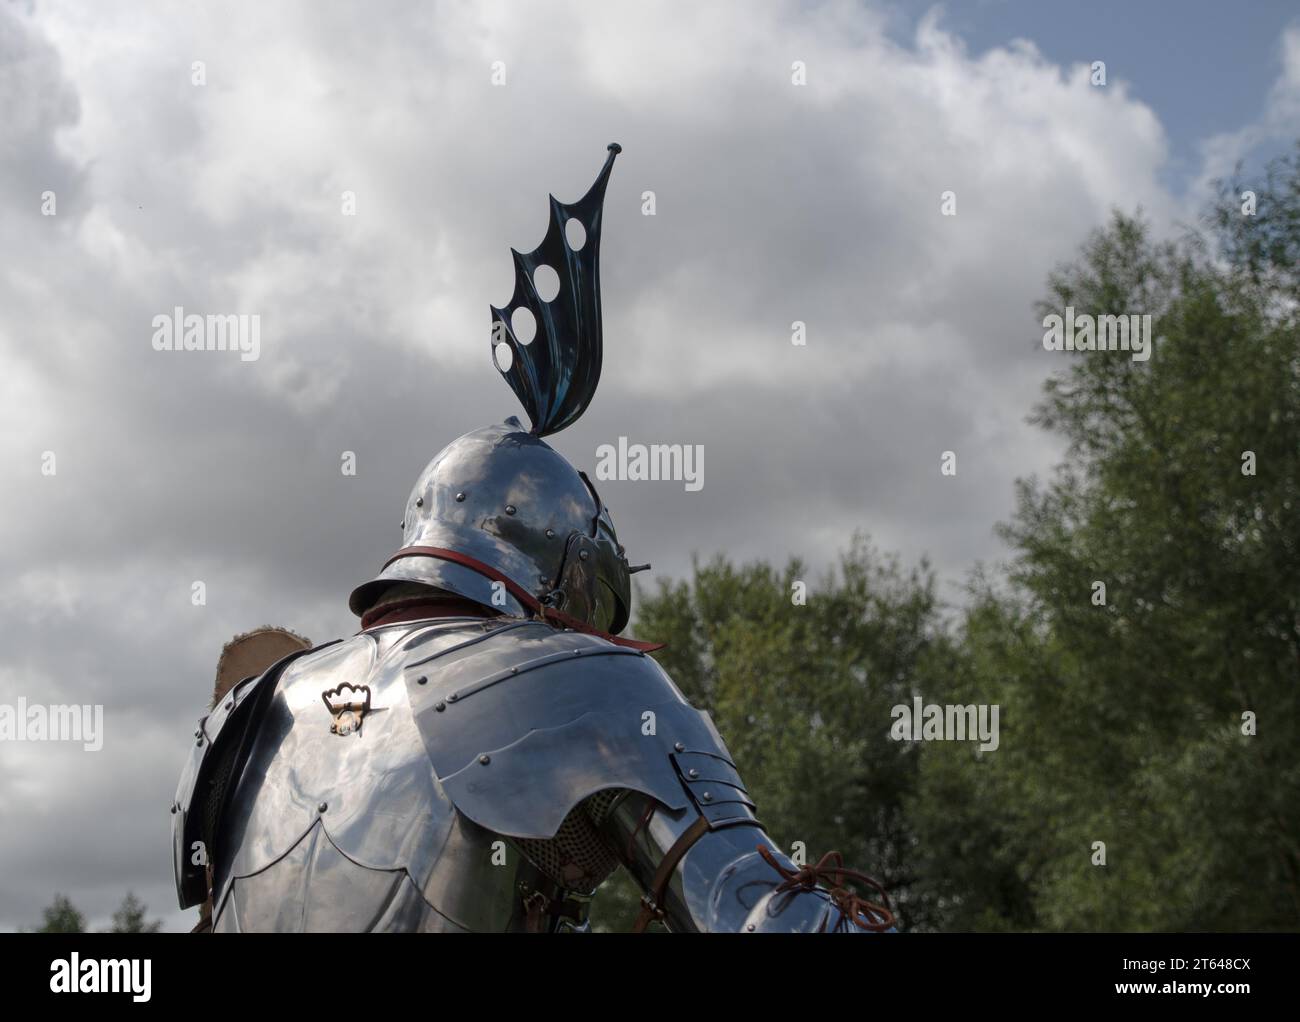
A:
172 144 893 933
349 417 632 636
175 616 884 931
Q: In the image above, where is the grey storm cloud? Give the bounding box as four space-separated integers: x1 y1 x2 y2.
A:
1 0 1296 930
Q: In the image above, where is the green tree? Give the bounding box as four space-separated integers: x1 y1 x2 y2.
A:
589 536 948 931
910 150 1300 930
107 891 162 933
32 894 85 933
594 145 1300 933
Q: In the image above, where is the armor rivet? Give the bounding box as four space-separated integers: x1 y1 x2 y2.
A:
434 701 446 711
674 742 685 752
195 738 203 746
688 768 700 779
747 923 756 932
546 529 555 539
573 649 581 656
448 693 459 702
170 804 176 814
505 504 517 516
701 792 713 802
479 754 491 765
318 802 328 813
415 497 424 508
579 550 589 561
417 675 428 685
194 729 201 739
456 492 466 502
226 701 233 711
510 667 518 675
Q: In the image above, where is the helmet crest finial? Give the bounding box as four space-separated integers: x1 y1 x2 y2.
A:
490 143 621 437
351 145 639 633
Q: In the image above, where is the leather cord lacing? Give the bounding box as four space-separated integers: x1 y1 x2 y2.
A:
757 845 896 932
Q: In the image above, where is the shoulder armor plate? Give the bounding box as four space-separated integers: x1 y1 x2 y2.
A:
403 620 736 839
172 641 339 908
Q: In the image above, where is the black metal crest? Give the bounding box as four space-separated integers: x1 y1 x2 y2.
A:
491 143 620 437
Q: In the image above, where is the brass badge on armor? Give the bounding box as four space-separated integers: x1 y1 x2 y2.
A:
321 683 373 736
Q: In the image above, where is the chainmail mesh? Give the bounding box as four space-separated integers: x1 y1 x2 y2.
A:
583 787 625 825
515 789 626 894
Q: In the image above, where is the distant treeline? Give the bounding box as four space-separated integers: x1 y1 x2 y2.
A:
29 892 161 933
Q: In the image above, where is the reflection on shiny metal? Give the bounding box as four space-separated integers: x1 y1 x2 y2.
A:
348 418 635 635
172 640 334 909
182 619 612 930
176 614 885 932
201 622 575 931
601 792 855 934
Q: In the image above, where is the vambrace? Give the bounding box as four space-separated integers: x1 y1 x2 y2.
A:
599 787 896 933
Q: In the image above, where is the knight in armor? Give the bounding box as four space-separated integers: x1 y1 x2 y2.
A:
172 145 895 933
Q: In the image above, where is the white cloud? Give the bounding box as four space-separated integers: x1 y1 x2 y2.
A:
1192 24 1300 201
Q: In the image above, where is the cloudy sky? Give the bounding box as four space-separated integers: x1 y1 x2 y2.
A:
2 0 1297 932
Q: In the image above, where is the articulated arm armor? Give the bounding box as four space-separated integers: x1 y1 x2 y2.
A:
601 794 889 933
172 616 892 932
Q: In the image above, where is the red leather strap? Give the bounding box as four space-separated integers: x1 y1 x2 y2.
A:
381 545 664 652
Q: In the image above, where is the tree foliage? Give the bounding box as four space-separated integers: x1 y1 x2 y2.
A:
30 894 86 934
27 891 162 933
591 538 949 931
108 891 163 933
922 149 1300 930
593 145 1300 932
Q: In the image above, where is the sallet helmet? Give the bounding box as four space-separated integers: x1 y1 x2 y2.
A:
349 144 643 638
